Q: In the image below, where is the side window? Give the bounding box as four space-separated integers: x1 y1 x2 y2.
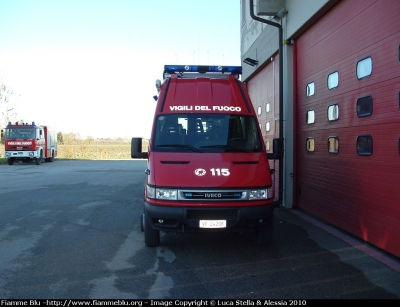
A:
328 104 339 121
328 137 339 154
306 138 315 152
357 57 372 79
328 71 339 89
306 82 315 97
357 96 373 117
307 110 315 124
357 135 373 156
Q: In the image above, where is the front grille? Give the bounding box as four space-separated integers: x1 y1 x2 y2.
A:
8 147 32 150
180 191 245 200
187 210 238 220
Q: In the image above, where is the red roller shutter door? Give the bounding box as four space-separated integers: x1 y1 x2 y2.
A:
296 0 400 258
247 57 280 200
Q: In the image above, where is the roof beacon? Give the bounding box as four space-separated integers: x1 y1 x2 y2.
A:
163 65 242 79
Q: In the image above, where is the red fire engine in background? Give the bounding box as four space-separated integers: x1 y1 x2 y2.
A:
1 121 57 165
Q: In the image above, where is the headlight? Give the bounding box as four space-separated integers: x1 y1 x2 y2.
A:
249 187 274 200
146 185 177 200
5 152 11 157
29 152 34 157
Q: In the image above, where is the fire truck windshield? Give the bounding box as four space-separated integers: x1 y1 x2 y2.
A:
153 114 263 153
4 128 36 139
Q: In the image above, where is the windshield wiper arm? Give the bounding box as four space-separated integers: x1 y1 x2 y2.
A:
199 145 248 152
157 144 203 152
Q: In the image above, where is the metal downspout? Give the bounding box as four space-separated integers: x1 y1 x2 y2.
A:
249 0 284 206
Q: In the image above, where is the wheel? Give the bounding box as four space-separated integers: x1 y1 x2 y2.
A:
144 214 160 247
45 150 55 162
35 151 43 165
7 158 14 165
254 214 274 246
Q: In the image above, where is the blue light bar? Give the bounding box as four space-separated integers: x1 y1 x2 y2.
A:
164 65 242 75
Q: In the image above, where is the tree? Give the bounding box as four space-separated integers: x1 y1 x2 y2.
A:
57 132 64 144
0 81 17 128
85 136 94 144
63 132 82 145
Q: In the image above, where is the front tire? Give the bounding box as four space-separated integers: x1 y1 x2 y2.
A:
144 215 160 247
35 150 44 165
7 158 14 165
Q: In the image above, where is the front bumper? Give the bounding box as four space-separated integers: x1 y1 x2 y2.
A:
144 202 274 233
5 151 38 159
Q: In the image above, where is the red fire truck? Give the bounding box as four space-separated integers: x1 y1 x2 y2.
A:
131 65 283 247
1 121 57 165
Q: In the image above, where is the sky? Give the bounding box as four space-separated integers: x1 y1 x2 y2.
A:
0 0 241 139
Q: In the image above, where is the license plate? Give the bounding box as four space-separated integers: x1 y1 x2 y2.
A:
199 220 226 228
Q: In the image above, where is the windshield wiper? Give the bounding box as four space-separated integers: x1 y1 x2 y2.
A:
199 145 249 152
157 144 203 152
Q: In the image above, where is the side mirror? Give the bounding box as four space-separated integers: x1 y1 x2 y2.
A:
131 137 148 159
1 129 3 139
267 138 284 160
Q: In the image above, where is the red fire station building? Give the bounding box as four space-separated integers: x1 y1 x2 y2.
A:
241 0 400 258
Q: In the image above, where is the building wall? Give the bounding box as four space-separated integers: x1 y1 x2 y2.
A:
240 0 400 258
241 0 338 81
241 0 356 208
246 56 281 200
285 0 339 39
